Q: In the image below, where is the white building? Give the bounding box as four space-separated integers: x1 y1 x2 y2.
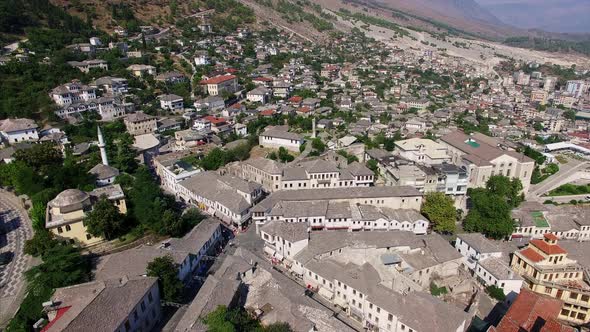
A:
394 138 450 165
239 158 374 193
92 76 128 95
246 87 272 104
176 172 263 230
251 186 423 232
51 81 97 106
159 94 184 111
43 277 161 332
67 59 108 73
154 152 202 195
455 233 523 302
439 131 535 194
127 64 157 77
0 118 39 144
258 126 304 152
259 228 469 332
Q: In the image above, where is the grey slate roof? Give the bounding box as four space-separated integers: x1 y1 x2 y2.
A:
456 233 502 254
47 276 158 332
88 164 120 180
253 186 421 213
260 220 309 243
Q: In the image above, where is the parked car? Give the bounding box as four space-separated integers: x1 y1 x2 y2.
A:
0 251 14 266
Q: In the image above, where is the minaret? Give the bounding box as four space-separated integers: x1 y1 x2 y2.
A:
312 118 316 138
97 126 109 166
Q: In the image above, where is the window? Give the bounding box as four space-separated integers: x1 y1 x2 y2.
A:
570 292 578 300
148 292 153 303
141 301 146 312
86 234 92 240
388 314 393 321
65 225 71 231
57 227 63 234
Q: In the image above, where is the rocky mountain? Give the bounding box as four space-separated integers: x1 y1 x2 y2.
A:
476 0 590 34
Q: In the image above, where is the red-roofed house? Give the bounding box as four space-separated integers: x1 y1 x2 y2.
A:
492 288 574 332
510 235 590 325
296 106 311 117
200 75 238 96
287 96 303 106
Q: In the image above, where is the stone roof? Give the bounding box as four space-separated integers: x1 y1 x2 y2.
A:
125 112 154 123
260 126 302 141
0 118 38 133
253 186 421 213
46 276 158 332
49 189 90 209
260 220 309 243
440 131 533 166
88 164 120 180
457 233 502 254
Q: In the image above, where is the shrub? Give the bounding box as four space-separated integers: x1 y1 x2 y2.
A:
486 285 506 301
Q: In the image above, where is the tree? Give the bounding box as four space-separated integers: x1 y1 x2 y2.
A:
366 159 379 176
421 192 456 234
203 305 294 332
147 255 183 302
486 175 523 208
311 137 325 153
486 285 506 301
277 147 294 163
84 196 124 240
13 142 62 173
463 188 515 239
24 230 59 257
200 148 231 170
563 109 576 121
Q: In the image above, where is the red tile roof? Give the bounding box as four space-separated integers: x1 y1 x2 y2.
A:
253 77 273 82
288 96 302 103
520 248 545 263
260 109 276 116
530 239 567 255
203 115 227 124
200 75 237 85
225 68 238 73
495 288 572 332
297 107 311 113
41 306 71 332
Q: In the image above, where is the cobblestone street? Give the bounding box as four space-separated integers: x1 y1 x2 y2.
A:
0 190 34 327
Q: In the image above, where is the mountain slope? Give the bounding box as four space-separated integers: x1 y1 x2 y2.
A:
477 0 590 34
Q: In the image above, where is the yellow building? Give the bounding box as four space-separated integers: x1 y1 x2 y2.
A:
511 233 590 325
45 184 127 246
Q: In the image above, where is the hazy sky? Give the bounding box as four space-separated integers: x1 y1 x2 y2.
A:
476 0 590 33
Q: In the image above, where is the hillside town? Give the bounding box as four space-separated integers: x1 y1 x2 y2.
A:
1 1 590 332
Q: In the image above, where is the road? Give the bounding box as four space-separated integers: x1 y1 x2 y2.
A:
0 190 34 327
542 194 590 204
293 138 312 163
528 160 589 200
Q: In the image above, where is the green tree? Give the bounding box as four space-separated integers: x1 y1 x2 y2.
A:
421 192 456 234
463 188 515 239
84 196 125 240
311 137 326 153
13 142 62 173
277 147 294 163
486 175 524 208
486 285 506 301
200 148 231 170
563 109 576 121
366 159 379 176
147 255 183 302
24 230 59 257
